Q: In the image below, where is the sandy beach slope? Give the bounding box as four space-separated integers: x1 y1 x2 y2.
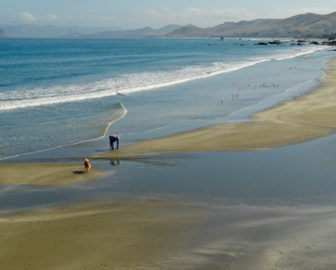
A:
0 163 102 186
176 205 336 270
0 200 206 270
2 200 336 269
95 59 336 158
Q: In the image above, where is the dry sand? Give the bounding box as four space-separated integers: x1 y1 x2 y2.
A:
95 59 336 158
0 163 103 186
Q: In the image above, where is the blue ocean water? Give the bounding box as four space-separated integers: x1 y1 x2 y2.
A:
0 38 333 160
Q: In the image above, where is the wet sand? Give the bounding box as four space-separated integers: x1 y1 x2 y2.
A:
0 200 206 270
0 163 102 186
95 59 336 158
2 200 336 269
177 205 336 270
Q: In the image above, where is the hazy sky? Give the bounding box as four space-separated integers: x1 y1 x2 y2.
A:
2 0 336 28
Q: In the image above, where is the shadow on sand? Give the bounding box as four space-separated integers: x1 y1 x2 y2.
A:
72 170 86 175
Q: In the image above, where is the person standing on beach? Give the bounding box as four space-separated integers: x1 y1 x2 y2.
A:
84 157 91 173
109 134 120 150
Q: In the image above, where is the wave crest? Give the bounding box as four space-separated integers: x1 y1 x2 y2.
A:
0 46 323 111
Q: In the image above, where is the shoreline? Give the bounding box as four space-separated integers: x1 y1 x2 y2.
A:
1 58 335 186
0 43 326 161
95 57 336 158
0 163 103 186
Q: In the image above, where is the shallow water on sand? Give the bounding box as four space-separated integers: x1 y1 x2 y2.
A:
2 132 336 213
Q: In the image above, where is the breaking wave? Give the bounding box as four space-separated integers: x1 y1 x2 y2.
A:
0 45 324 112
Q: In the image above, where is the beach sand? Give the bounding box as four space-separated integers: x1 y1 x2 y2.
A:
2 200 336 269
0 163 102 186
0 200 206 270
176 205 336 270
95 59 336 158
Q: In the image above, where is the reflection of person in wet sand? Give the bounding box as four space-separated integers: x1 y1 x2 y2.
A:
110 159 120 166
84 157 91 173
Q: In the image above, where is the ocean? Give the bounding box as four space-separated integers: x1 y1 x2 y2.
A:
0 38 334 160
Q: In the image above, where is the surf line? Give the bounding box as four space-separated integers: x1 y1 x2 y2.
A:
0 104 128 161
0 46 324 112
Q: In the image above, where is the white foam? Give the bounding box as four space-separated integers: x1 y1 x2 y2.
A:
0 45 324 112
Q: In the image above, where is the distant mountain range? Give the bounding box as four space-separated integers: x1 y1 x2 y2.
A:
1 11 336 39
168 12 336 38
85 24 181 38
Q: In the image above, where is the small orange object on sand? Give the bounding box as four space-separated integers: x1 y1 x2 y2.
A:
84 157 91 173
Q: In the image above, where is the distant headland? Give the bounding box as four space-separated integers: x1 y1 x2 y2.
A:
1 11 336 39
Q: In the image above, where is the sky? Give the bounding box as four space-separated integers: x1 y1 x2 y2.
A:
1 0 336 29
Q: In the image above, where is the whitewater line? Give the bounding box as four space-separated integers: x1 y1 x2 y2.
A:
0 46 324 112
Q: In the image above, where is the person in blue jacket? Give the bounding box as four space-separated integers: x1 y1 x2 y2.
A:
109 134 120 150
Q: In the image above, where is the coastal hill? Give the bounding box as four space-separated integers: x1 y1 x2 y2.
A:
2 12 335 39
88 24 181 38
167 12 336 38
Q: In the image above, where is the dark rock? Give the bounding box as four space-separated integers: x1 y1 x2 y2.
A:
255 42 268 45
297 40 306 43
321 41 336 46
297 43 303 46
268 40 281 45
309 41 319 45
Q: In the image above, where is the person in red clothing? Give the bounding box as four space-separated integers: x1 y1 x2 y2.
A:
84 157 91 173
109 134 120 150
